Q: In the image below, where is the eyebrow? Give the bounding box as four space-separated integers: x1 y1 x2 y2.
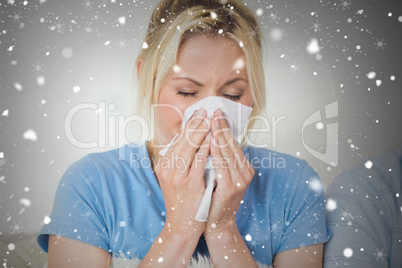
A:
173 77 249 87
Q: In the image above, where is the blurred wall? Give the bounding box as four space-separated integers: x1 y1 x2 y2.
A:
0 0 401 239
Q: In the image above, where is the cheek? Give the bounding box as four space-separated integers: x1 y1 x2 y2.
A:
155 89 188 135
242 93 254 108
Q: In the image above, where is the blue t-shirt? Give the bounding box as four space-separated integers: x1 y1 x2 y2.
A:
38 142 331 265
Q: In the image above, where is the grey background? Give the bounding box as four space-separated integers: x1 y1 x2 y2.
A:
0 0 401 242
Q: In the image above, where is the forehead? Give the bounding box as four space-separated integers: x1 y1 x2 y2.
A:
174 35 247 81
177 35 245 63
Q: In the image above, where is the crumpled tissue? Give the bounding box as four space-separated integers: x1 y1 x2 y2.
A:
159 96 253 222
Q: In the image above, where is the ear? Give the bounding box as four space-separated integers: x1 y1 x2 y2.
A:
136 57 144 81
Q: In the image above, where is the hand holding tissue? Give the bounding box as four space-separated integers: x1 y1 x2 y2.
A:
159 96 253 222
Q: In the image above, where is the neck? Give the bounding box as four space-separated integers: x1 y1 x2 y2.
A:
146 139 161 171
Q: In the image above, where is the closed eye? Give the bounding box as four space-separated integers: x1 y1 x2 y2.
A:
223 94 241 101
176 91 197 97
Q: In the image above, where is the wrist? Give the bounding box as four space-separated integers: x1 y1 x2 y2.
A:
204 224 240 242
163 219 205 242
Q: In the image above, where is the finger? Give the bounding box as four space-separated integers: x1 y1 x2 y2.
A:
211 115 252 187
167 108 210 157
178 108 211 162
215 109 232 143
190 132 211 179
210 132 231 188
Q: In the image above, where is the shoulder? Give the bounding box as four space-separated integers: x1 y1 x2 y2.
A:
61 142 148 186
244 146 324 211
245 146 319 183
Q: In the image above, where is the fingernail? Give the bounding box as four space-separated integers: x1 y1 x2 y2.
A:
218 108 223 116
196 107 205 116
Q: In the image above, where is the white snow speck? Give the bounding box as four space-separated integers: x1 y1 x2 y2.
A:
142 42 149 49
224 255 229 260
316 122 324 130
364 160 373 169
8 46 14 51
309 178 323 192
13 82 23 91
399 16 402 22
245 234 252 241
357 9 364 15
2 110 9 116
376 80 382 86
210 11 217 19
39 0 46 3
233 58 245 70
62 47 73 58
118 16 126 25
218 29 223 34
326 198 337 211
37 76 45 86
239 41 244 48
0 176 5 182
343 248 353 258
270 28 283 42
8 243 15 251
157 257 163 263
173 64 181 73
390 75 395 81
104 40 111 46
23 129 37 141
0 152 3 158
306 38 320 54
24 187 29 192
44 215 51 224
73 86 81 93
366 71 376 79
119 221 126 227
19 198 31 207
158 237 163 243
256 8 263 16
388 12 392 17
160 18 165 23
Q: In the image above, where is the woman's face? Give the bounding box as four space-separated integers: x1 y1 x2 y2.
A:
154 35 254 146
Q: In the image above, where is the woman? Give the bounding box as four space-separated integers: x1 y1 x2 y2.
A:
38 0 331 267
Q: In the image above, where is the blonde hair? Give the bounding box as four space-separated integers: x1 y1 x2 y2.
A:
136 0 266 145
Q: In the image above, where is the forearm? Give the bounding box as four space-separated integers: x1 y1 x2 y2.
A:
205 227 258 268
138 226 201 267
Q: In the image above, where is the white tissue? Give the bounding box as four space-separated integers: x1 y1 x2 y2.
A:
159 96 253 222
